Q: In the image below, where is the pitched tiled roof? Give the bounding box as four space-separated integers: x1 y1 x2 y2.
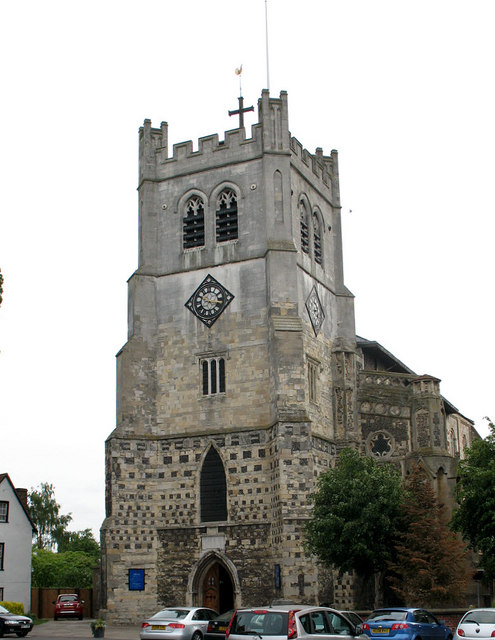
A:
0 473 37 533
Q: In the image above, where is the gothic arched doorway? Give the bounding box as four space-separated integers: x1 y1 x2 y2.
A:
201 562 235 613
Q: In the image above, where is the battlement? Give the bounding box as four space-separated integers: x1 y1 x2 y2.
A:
138 90 338 197
289 135 337 192
139 117 264 182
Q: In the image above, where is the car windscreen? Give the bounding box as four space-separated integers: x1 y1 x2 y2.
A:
216 610 235 623
462 612 495 625
231 611 288 635
60 596 77 602
151 609 189 620
0 606 9 614
367 612 408 622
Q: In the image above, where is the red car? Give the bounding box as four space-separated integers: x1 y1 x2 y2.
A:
53 594 84 620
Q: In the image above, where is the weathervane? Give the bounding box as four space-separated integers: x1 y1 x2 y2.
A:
228 65 254 128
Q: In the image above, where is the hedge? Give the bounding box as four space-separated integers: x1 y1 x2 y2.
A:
0 601 24 615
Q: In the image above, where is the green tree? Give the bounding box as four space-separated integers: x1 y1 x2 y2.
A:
304 448 403 607
55 528 100 559
31 548 97 588
388 462 469 606
452 418 495 579
28 483 72 549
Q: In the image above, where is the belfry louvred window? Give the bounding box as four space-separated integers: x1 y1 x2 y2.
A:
313 212 322 264
183 196 205 249
300 200 309 254
216 189 238 243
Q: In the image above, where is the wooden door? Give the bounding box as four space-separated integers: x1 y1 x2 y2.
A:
202 564 220 612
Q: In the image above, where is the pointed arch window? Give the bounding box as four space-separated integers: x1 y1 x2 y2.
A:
200 448 227 522
313 211 322 265
299 199 309 254
216 189 238 243
183 195 205 249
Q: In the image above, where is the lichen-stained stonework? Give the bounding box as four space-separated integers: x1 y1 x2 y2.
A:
101 91 479 623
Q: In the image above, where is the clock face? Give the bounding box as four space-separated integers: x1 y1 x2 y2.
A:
309 298 322 323
185 275 234 327
195 285 224 317
306 287 325 336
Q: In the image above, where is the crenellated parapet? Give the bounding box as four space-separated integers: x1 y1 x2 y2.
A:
138 118 264 183
289 137 338 201
138 91 338 202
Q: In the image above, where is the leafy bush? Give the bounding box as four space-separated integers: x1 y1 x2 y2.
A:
32 548 98 588
0 601 24 615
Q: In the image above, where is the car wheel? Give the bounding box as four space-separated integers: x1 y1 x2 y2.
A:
192 631 202 640
54 615 58 621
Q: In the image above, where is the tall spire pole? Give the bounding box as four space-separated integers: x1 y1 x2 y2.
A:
265 0 270 91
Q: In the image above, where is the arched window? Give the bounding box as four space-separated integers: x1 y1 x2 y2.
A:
183 195 205 249
200 448 227 522
216 189 238 243
201 357 226 395
448 428 458 455
299 199 309 254
313 211 322 264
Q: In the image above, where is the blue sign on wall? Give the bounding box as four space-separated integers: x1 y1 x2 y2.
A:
129 568 145 591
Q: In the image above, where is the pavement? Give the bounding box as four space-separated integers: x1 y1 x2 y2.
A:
30 619 141 639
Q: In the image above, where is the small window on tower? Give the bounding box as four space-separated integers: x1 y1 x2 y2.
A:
201 357 226 396
183 196 205 249
300 199 309 254
216 189 238 243
307 358 319 403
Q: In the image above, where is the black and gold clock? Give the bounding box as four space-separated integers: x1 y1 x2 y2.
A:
185 274 234 327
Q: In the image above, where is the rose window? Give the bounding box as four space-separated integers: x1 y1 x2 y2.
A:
370 432 392 457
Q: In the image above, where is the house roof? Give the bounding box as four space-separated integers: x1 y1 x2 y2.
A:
0 473 38 533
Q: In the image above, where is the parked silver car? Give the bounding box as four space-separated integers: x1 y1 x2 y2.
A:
140 607 218 640
226 605 366 640
454 608 495 640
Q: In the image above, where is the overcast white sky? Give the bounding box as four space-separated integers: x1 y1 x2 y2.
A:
1 0 494 538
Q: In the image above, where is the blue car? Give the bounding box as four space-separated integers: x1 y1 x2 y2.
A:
362 608 452 640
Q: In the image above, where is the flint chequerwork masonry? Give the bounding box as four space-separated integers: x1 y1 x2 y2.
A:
100 91 478 623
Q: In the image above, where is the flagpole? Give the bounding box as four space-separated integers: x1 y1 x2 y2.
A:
265 0 270 91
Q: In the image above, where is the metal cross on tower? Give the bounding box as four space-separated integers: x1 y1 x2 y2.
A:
228 96 254 128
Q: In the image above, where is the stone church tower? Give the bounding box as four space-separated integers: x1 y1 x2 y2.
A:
101 90 478 622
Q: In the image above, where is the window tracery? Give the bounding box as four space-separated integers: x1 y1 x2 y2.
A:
369 431 393 457
183 195 205 249
299 199 309 254
313 211 322 264
216 189 238 243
